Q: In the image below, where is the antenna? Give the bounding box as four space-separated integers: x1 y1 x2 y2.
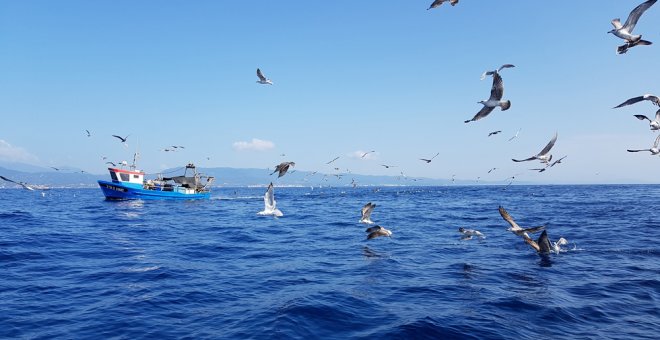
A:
131 137 140 170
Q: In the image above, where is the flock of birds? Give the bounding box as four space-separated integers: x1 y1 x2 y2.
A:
2 1 658 256
250 0 658 256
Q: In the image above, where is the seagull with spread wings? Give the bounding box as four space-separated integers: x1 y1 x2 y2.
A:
627 134 660 155
270 162 295 178
427 0 458 10
633 111 660 130
614 94 660 108
498 206 546 241
480 64 515 80
256 68 273 85
360 202 376 224
420 152 439 163
512 132 558 164
465 72 511 123
608 0 657 54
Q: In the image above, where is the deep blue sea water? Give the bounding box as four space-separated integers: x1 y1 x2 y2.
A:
1 185 658 339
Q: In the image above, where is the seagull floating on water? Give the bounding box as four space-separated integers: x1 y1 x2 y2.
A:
365 225 392 240
257 182 283 217
270 162 295 178
512 132 558 164
627 134 660 155
465 72 511 123
634 111 660 130
480 64 515 80
427 0 458 10
360 202 376 224
458 227 485 240
608 0 657 54
614 94 660 108
256 68 273 85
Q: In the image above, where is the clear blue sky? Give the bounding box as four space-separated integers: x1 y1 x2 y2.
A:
1 1 659 184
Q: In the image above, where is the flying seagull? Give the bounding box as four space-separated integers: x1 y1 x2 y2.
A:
361 150 376 158
0 175 35 191
614 94 660 108
480 64 515 80
85 130 91 137
488 130 502 137
498 206 546 240
465 72 511 123
512 132 558 164
427 0 458 10
106 161 117 166
360 202 376 224
608 0 657 54
487 167 497 174
381 164 397 169
508 128 521 141
549 155 567 167
633 111 660 130
50 167 60 171
326 157 340 164
458 227 485 240
112 135 129 145
256 68 273 85
257 182 283 217
420 152 439 163
365 225 392 240
627 134 660 155
270 162 295 177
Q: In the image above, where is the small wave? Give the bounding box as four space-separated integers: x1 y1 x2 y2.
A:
122 266 161 273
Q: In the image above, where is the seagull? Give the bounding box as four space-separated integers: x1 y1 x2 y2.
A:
465 72 511 123
508 128 521 141
270 162 295 178
85 130 91 137
257 182 283 217
487 167 497 173
614 94 660 108
627 134 660 155
0 175 35 191
112 134 129 143
365 225 392 240
488 130 502 137
381 164 397 169
171 145 185 149
427 0 458 10
458 227 485 240
549 155 567 167
361 150 376 158
498 206 546 240
106 161 117 166
608 0 657 54
480 64 515 80
634 111 660 130
420 152 439 163
256 68 273 85
326 157 340 164
50 167 60 171
360 202 376 224
512 132 558 164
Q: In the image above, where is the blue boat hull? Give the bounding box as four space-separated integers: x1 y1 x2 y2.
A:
98 180 211 200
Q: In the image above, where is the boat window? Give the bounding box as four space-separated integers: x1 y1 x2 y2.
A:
110 172 118 181
120 173 130 181
133 175 140 179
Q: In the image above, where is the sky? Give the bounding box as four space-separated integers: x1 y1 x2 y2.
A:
1 0 659 184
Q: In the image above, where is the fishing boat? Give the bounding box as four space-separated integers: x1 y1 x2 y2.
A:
98 163 214 200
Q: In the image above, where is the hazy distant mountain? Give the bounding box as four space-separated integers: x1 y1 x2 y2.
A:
0 162 458 188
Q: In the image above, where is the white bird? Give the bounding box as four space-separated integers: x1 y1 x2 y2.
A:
512 132 558 164
427 0 458 10
360 202 376 224
508 128 521 142
634 111 660 130
458 227 485 240
614 94 660 108
627 134 660 155
257 182 283 217
551 238 569 254
256 68 273 85
365 225 392 240
498 206 546 240
465 72 511 123
0 175 35 191
480 64 515 80
608 0 657 54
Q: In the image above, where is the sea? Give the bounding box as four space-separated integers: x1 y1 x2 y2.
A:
1 185 658 339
